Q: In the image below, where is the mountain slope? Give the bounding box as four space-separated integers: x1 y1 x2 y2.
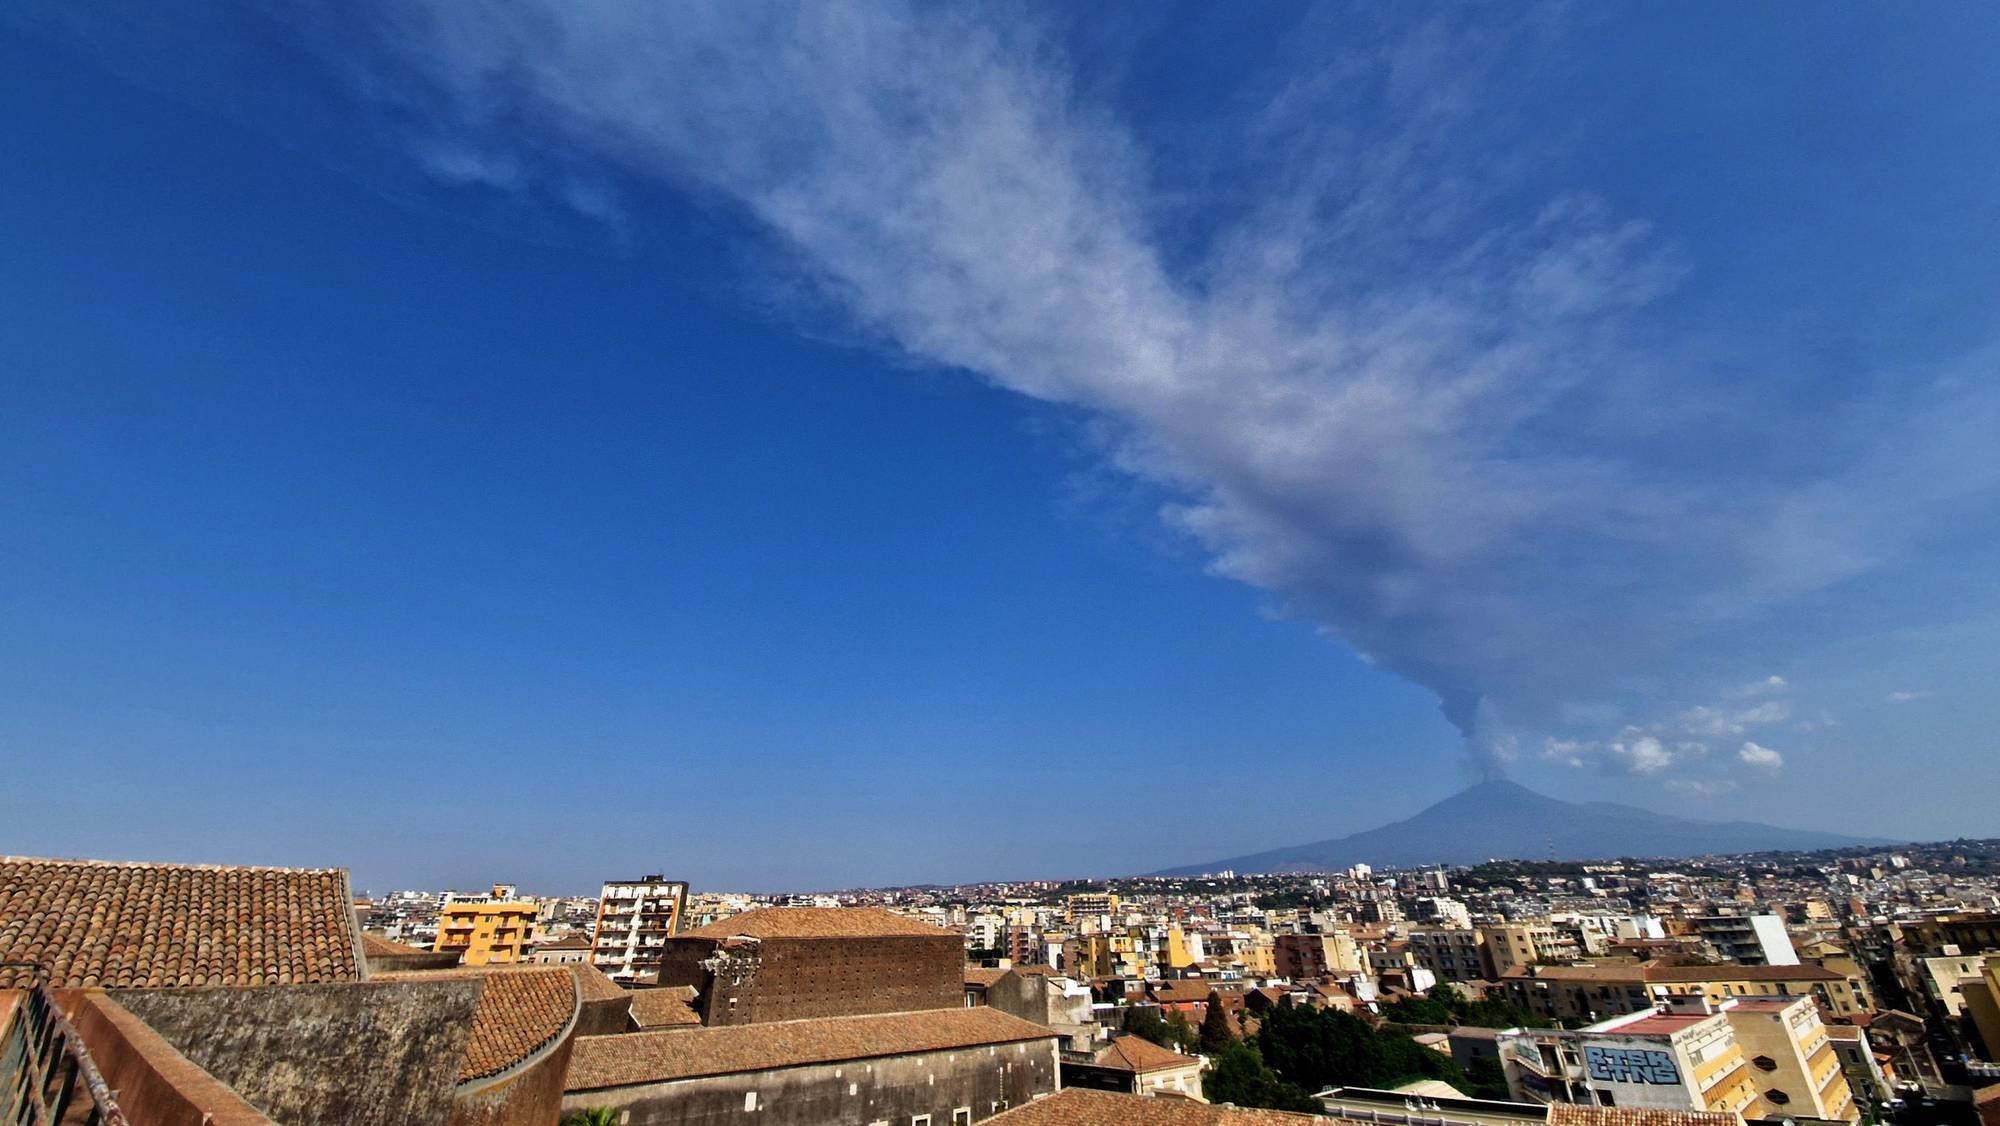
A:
1150 780 1884 875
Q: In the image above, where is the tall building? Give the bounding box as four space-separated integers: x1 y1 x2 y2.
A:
591 874 689 983
433 883 539 965
1691 913 1799 966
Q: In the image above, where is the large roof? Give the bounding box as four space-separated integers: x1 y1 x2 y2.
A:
675 906 953 940
566 1006 1054 1090
988 1088 1315 1124
0 855 362 988
373 965 581 1081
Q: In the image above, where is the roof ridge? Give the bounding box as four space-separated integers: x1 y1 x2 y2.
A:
0 854 348 875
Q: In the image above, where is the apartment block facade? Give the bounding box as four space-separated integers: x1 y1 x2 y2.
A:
593 875 689 984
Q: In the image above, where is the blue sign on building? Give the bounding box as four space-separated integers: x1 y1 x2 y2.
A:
1585 1046 1682 1086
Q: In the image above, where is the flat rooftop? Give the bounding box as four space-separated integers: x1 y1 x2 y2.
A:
1606 1012 1714 1037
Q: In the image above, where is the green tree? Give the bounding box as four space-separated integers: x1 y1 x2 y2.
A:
560 1110 618 1126
1200 1000 1238 1054
1464 1056 1511 1100
1254 1005 1469 1094
1127 1007 1200 1054
1204 1042 1321 1112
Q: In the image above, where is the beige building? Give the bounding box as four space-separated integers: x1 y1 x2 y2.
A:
1500 995 1856 1123
1721 997 1856 1121
1481 923 1564 978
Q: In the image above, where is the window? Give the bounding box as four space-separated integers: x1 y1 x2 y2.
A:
1752 1055 1777 1072
953 1111 972 1126
912 1117 932 1126
1765 1089 1790 1105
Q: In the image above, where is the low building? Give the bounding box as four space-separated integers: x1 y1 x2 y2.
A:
560 1006 1059 1125
531 933 596 965
1061 1035 1203 1100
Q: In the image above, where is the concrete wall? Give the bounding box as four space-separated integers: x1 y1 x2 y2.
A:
564 1038 1060 1125
61 991 274 1126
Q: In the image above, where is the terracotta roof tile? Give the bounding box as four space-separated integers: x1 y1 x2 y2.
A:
0 855 362 989
375 966 578 1081
989 1088 1315 1124
1094 1035 1196 1074
566 1007 1054 1090
360 933 431 957
626 988 701 1029
675 907 952 940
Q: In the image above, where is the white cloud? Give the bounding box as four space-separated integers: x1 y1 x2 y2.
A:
1885 690 1932 703
1737 741 1784 772
1725 675 1789 699
230 2 2000 772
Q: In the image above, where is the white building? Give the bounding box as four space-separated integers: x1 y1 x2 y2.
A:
591 874 689 984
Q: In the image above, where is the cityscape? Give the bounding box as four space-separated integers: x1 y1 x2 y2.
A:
6 3 2000 1126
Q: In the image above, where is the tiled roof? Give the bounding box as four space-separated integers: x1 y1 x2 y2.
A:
566 1006 1055 1090
0 855 362 988
1094 1035 1195 1074
1644 964 1841 983
988 1088 1316 1124
1147 979 1215 1002
537 933 593 949
360 933 431 957
966 967 1010 987
626 987 701 1029
675 907 951 940
567 962 627 1003
375 966 579 1081
1547 1105 1738 1126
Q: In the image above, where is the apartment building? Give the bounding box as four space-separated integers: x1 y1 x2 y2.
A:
1407 927 1489 983
434 884 539 965
592 875 689 983
1690 913 1799 966
1481 922 1565 978
1501 962 1864 1024
1722 997 1856 1121
1499 1003 1760 1117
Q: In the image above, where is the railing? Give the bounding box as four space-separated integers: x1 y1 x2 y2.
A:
2 964 129 1126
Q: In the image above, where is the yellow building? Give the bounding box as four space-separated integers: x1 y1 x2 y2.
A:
1963 954 2000 1063
1721 996 1857 1121
434 885 538 965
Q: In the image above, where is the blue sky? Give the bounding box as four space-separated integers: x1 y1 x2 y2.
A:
3 3 1997 893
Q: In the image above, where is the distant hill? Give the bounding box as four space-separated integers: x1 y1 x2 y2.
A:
1150 779 1886 876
